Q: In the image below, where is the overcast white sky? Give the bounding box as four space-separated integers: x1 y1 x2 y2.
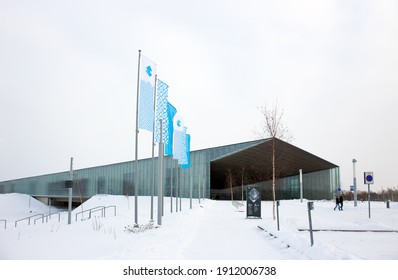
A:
1 0 397 192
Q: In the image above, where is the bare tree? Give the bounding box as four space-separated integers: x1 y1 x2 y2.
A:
226 168 235 201
240 167 245 203
255 101 293 220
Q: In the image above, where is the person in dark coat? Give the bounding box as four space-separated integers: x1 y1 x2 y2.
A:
339 195 344 211
334 196 340 210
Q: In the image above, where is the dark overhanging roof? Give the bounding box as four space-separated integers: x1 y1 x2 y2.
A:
210 138 338 188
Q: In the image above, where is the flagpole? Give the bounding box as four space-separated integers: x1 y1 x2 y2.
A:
178 166 182 212
157 119 164 226
150 75 158 222
179 167 182 211
178 167 181 211
170 160 173 213
176 166 179 212
134 49 141 227
190 171 193 209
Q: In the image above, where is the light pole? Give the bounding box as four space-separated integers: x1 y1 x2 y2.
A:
68 157 73 225
299 169 303 203
352 159 357 207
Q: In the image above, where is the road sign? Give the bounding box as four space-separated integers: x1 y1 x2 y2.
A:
337 187 341 192
350 186 354 192
364 172 373 219
364 172 374 184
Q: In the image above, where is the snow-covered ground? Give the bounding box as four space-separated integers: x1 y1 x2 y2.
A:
0 194 398 260
1 193 397 260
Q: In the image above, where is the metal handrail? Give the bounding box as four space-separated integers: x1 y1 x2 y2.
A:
34 216 45 225
104 205 117 217
45 212 61 222
74 205 117 221
33 212 62 225
89 207 105 219
44 212 61 223
15 214 44 227
0 219 6 229
75 206 105 221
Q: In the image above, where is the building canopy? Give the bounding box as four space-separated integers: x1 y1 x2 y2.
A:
210 138 338 190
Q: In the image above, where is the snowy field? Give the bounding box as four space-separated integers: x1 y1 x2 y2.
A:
1 193 397 260
0 193 397 279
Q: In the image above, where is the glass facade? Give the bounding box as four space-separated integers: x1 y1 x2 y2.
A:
210 167 340 201
258 167 340 200
0 140 339 202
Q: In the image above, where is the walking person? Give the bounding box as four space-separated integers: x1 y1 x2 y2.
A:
339 195 344 211
334 196 340 210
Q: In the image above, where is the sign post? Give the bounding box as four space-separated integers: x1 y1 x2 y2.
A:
307 201 314 247
246 185 261 219
307 201 314 246
276 200 280 231
364 172 374 219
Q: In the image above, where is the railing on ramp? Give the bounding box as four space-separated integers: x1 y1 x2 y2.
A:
15 214 44 227
75 205 116 221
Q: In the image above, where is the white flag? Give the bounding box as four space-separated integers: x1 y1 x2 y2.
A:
138 55 157 131
173 115 184 132
173 115 187 164
140 55 156 86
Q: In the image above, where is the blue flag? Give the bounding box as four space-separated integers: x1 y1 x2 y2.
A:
165 102 177 156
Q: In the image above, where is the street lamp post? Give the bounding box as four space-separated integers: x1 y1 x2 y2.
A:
299 169 303 203
353 159 357 207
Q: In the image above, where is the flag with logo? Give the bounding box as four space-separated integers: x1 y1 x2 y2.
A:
138 55 156 131
173 115 188 165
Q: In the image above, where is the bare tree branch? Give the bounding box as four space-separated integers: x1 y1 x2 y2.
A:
254 100 293 220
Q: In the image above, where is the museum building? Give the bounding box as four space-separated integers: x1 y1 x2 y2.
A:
0 138 339 206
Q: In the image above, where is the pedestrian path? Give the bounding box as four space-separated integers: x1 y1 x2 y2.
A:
181 200 299 259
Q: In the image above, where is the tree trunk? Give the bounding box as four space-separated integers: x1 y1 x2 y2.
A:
230 179 234 201
272 137 276 220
